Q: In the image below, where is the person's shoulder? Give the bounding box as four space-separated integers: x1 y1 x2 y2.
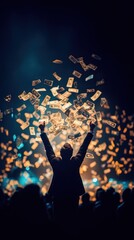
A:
70 156 80 165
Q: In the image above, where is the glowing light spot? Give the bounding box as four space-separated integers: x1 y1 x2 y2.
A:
13 134 16 141
92 178 98 183
17 143 24 150
26 167 30 171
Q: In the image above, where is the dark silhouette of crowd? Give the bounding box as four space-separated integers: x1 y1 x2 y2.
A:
0 121 133 239
0 184 134 240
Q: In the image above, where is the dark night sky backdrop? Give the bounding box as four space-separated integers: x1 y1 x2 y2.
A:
0 1 134 114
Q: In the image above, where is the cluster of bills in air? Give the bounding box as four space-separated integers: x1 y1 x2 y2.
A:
0 53 134 198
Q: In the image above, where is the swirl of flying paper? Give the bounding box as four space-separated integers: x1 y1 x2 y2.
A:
0 53 134 197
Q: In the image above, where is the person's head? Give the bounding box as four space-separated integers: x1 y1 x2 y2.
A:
60 143 73 160
82 192 90 203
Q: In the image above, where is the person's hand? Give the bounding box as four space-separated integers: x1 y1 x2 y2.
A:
39 121 45 132
90 121 96 133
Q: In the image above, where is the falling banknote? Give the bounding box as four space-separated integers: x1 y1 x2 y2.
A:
90 90 102 101
66 77 74 87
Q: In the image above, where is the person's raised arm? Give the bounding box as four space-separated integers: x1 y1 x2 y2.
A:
74 122 96 166
39 121 56 164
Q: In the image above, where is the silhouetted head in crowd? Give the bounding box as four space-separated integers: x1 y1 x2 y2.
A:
23 183 41 196
106 187 115 203
81 192 90 204
95 187 105 202
113 191 121 206
60 143 73 160
122 187 131 202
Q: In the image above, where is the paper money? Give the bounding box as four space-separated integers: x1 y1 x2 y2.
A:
18 91 27 100
96 129 103 138
101 154 108 162
49 103 61 109
15 160 23 168
20 121 30 130
90 162 96 168
66 77 74 87
111 130 119 135
78 107 89 118
44 79 53 86
78 58 89 71
4 108 13 115
21 133 30 140
130 130 134 136
32 120 39 127
87 89 95 93
57 87 65 93
77 93 87 100
0 110 3 120
35 88 46 92
16 104 26 112
4 94 11 102
68 55 78 64
60 97 69 105
96 111 102 121
72 70 82 78
85 74 94 81
16 118 24 125
22 92 33 101
52 59 63 64
68 132 81 139
105 120 117 128
16 136 23 149
73 119 82 126
41 95 51 106
33 98 40 108
64 109 71 116
31 142 39 150
73 81 78 88
86 100 95 109
35 158 43 168
104 168 111 174
50 86 59 96
68 88 79 93
24 113 33 119
87 63 97 70
96 79 105 86
50 112 62 121
85 152 94 159
38 105 46 114
73 99 83 108
5 129 9 136
32 88 41 98
90 90 102 101
53 72 61 81
39 116 49 125
61 102 72 112
91 53 101 61
53 128 62 136
33 111 40 119
29 127 35 135
107 150 117 156
100 97 107 107
61 91 72 98
48 100 59 105
32 79 41 86
29 95 37 105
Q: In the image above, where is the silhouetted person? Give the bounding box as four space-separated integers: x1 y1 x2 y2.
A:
78 192 94 237
39 121 96 230
8 183 49 225
116 187 132 238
